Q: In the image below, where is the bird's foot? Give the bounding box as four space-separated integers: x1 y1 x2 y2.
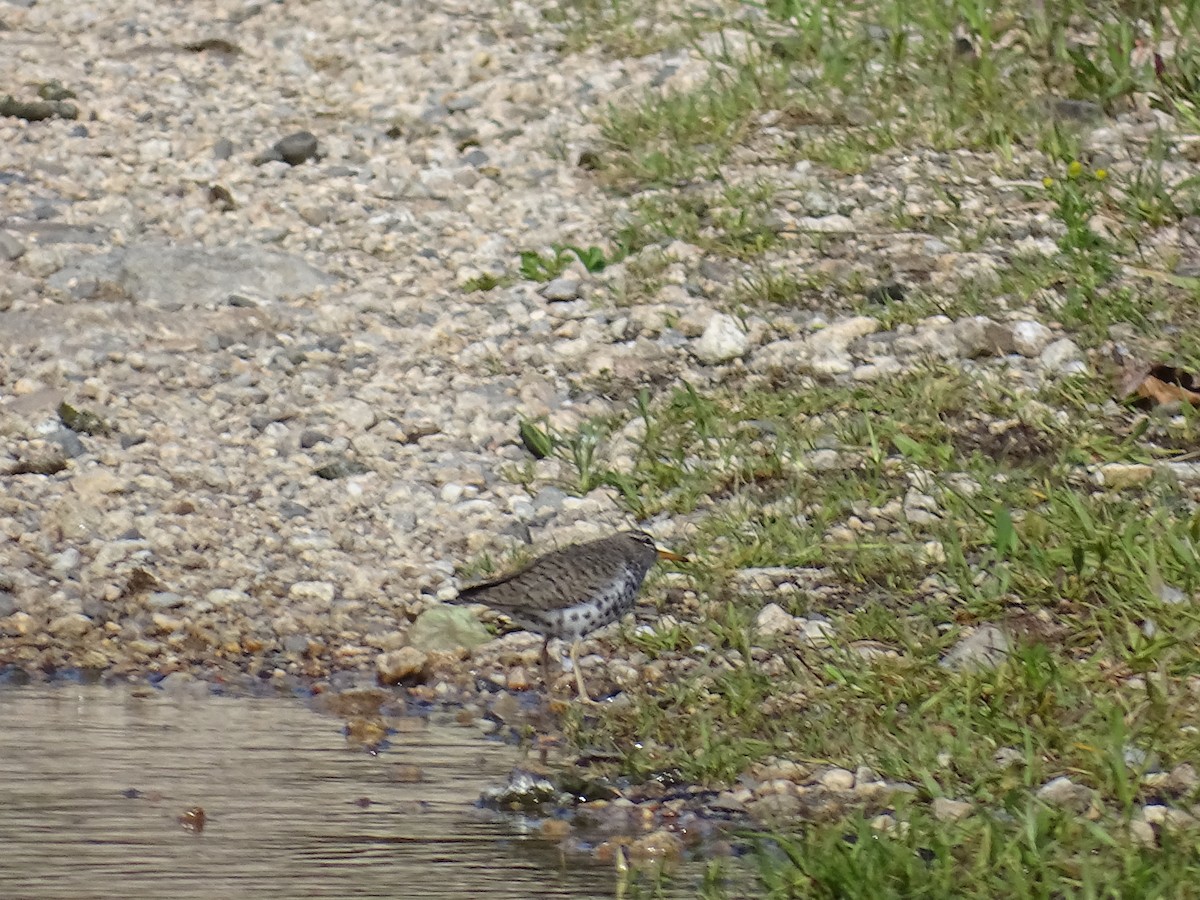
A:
545 696 572 716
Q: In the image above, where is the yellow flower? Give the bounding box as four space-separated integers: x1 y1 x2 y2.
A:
1095 168 1108 181
1068 160 1084 178
1042 176 1054 188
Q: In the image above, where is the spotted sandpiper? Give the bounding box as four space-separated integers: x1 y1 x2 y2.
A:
452 530 687 702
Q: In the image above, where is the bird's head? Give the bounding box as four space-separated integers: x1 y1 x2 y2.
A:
623 530 687 563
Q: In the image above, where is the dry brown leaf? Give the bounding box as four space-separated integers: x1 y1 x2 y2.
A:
1138 375 1200 408
1117 362 1200 409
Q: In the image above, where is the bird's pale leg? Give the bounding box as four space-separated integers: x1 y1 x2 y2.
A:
540 636 552 694
570 639 594 703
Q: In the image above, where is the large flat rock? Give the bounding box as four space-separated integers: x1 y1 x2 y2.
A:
48 241 336 309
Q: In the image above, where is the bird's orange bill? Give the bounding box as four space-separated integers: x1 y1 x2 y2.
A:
656 548 688 562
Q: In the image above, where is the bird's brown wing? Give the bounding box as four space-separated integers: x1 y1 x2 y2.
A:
451 545 569 604
453 547 616 617
453 560 538 602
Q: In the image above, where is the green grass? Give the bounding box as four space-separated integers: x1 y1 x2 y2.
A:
598 62 785 188
462 272 510 292
596 0 1185 184
463 244 616 292
516 0 1200 893
576 0 1200 334
751 805 1200 899
540 367 1200 892
614 182 784 260
542 0 718 58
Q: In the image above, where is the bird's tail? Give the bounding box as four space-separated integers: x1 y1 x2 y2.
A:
447 582 487 603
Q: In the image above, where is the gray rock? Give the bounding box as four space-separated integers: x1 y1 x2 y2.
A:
48 613 93 638
1129 818 1157 847
932 797 974 822
139 138 172 162
48 242 336 309
51 427 86 458
798 214 854 232
800 619 835 647
693 313 748 364
391 509 417 532
955 316 1014 357
0 230 24 261
337 398 378 431
407 605 491 651
1142 804 1197 830
50 548 81 575
747 792 803 824
1037 776 1096 814
213 137 234 160
280 500 312 519
147 591 186 610
314 457 371 480
282 634 310 653
299 429 331 449
500 521 532 544
1040 338 1084 373
1164 463 1200 485
205 589 250 607
710 791 747 814
419 104 449 124
539 277 581 301
994 747 1024 769
804 316 880 375
3 220 102 245
1093 463 1154 490
1124 745 1161 772
1046 97 1105 123
480 769 564 812
1175 258 1200 278
376 646 428 684
21 246 67 278
755 602 797 637
260 131 319 166
158 671 207 697
445 94 480 112
532 486 567 513
940 624 1010 671
854 766 882 786
658 328 688 349
0 592 16 617
800 189 837 216
288 581 335 603
1011 321 1053 357
1167 763 1198 794
819 767 855 791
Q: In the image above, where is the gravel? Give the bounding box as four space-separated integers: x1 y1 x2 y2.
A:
2 0 664 680
1 7 1194 815
693 312 749 363
2 6 1198 864
939 624 1012 672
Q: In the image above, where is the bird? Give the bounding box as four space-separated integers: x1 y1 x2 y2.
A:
451 530 687 702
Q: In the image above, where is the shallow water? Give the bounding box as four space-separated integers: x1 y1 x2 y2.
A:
0 684 692 899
